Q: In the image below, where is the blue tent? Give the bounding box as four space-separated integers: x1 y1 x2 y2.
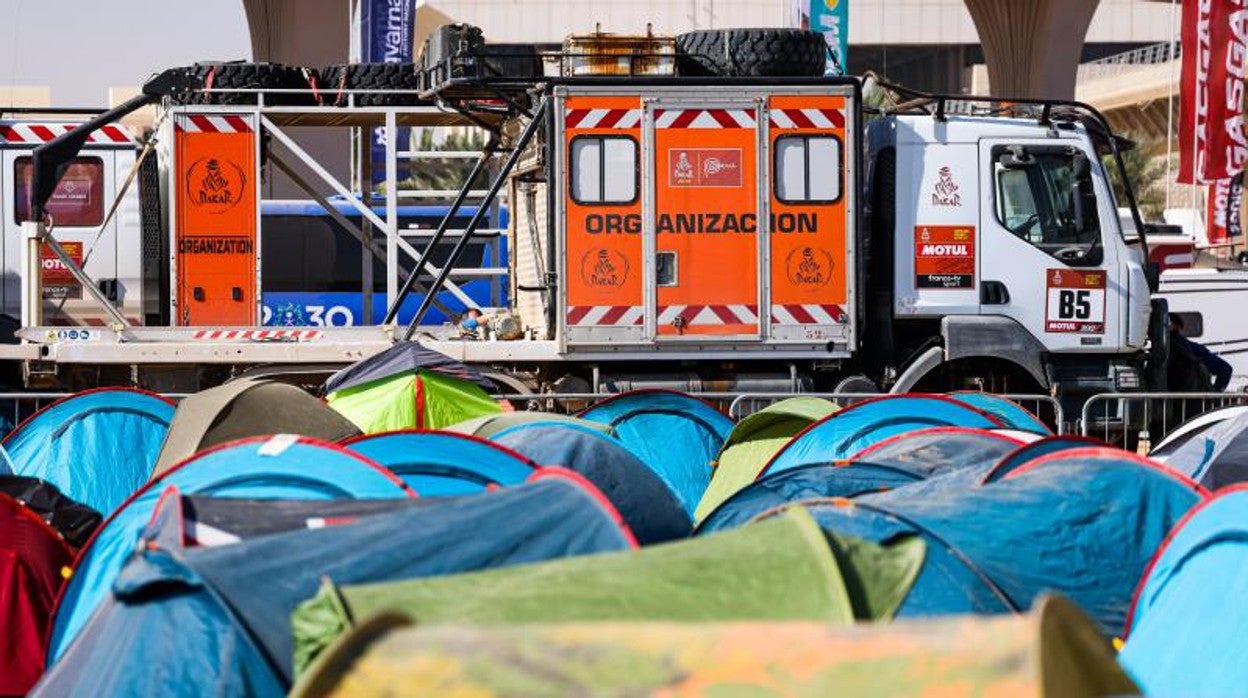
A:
697 462 922 533
344 430 537 494
760 395 1004 478
46 435 412 664
848 427 1027 479
949 392 1051 434
492 422 692 544
579 390 733 515
1120 487 1248 696
980 436 1106 484
1155 410 1248 489
3 389 175 515
33 475 633 697
858 447 1207 634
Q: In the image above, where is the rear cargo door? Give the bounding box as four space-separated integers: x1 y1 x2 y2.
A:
646 100 761 340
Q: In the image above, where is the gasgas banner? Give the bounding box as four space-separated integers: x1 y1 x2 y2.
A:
792 0 848 74
1178 0 1247 184
359 0 414 183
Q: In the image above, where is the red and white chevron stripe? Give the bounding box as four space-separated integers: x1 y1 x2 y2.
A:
769 108 846 130
566 305 644 326
564 108 642 129
770 304 847 324
192 329 322 341
0 122 131 144
175 114 254 134
657 304 759 325
655 109 756 129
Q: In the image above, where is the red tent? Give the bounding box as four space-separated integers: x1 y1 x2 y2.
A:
0 493 74 695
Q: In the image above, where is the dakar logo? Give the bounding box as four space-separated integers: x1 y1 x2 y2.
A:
186 157 246 214
1052 269 1064 285
673 152 695 182
931 166 962 207
580 249 629 291
786 247 834 288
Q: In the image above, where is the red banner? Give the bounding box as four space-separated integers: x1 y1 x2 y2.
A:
1207 174 1244 243
1179 0 1248 184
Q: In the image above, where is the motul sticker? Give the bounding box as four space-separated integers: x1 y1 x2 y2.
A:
41 242 83 299
669 148 742 187
914 226 975 289
1045 269 1106 334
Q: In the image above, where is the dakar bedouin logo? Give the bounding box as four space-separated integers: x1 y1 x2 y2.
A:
673 152 695 182
186 157 246 214
580 249 629 291
931 166 961 207
786 247 834 288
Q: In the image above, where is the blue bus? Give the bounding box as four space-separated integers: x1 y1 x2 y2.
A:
260 200 508 327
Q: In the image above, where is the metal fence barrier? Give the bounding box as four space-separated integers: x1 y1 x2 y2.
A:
1080 392 1248 450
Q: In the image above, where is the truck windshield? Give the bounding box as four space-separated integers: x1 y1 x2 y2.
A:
994 147 1101 265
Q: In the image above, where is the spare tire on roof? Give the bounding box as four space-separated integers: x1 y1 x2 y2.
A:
676 29 827 78
320 63 424 106
179 61 319 106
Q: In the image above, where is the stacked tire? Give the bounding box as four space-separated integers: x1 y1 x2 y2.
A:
177 62 320 106
319 63 424 106
675 29 827 78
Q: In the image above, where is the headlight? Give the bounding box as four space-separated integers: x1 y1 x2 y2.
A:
1113 365 1142 391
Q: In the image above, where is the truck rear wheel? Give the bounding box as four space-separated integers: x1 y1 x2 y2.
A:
179 62 319 106
320 63 423 106
675 29 827 78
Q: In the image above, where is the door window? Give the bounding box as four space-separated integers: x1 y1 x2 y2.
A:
993 146 1102 265
570 136 637 204
14 156 105 227
774 135 841 203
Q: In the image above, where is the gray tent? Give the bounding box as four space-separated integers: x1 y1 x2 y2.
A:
153 378 361 475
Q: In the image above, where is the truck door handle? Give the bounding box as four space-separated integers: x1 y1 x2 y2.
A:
193 287 205 302
981 281 1010 305
231 287 243 301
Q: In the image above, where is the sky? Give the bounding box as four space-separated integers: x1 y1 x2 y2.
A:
1 0 253 106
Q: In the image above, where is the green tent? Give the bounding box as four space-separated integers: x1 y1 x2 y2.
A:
292 509 923 675
445 411 613 439
695 397 839 521
291 596 1137 698
327 370 499 433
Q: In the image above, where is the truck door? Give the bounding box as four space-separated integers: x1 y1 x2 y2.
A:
646 101 760 340
978 138 1125 352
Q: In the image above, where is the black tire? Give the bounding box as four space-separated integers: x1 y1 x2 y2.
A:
180 62 318 106
676 29 827 78
320 63 424 107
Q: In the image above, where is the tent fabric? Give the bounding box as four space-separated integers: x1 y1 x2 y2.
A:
981 436 1106 484
695 397 838 522
324 342 495 394
344 430 536 495
181 496 427 545
949 392 1052 434
292 509 870 673
1156 410 1248 489
34 476 635 697
327 370 500 434
1120 487 1248 696
445 411 613 439
697 462 922 533
492 422 692 544
46 435 412 664
291 597 1136 698
858 447 1207 635
759 394 1004 479
3 388 175 515
1150 405 1248 460
0 493 75 696
153 379 361 476
849 427 1026 479
0 475 101 548
578 390 734 515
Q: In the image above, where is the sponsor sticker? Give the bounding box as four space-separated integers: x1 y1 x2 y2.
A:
184 157 247 214
669 148 743 187
41 242 84 299
914 226 975 289
1045 268 1106 334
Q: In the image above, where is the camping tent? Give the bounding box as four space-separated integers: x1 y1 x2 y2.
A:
1150 405 1248 460
3 388 175 515
153 378 361 475
1152 410 1248 489
0 475 101 547
290 596 1135 698
695 397 838 522
324 343 500 432
858 447 1207 634
849 427 1027 479
949 392 1051 434
759 395 1004 478
32 475 636 697
697 462 922 533
1120 487 1248 696
492 422 692 544
0 493 76 696
445 411 613 438
291 509 923 674
578 390 734 515
981 436 1106 484
46 435 412 664
344 430 536 494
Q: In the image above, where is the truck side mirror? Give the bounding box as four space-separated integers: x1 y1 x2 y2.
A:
1071 153 1096 233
